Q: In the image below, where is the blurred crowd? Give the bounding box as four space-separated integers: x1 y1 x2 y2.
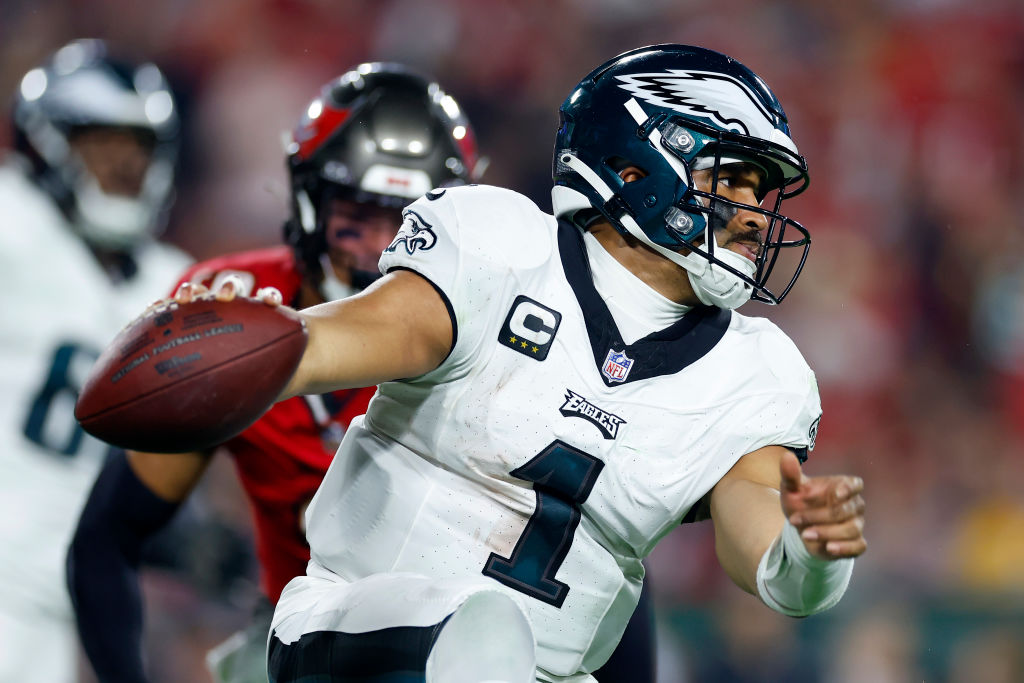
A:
3 0 1023 681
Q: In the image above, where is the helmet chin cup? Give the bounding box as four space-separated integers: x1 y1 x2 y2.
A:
686 246 755 310
73 175 155 250
617 212 753 310
664 205 752 309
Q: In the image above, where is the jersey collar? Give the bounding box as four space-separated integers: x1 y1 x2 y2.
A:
557 219 732 386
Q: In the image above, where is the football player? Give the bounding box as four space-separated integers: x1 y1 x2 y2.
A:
67 64 657 683
223 44 864 682
166 44 868 682
0 39 192 682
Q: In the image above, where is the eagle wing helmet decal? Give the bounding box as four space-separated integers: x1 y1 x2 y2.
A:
615 70 776 136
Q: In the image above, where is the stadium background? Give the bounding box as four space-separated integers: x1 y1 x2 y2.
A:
2 0 1023 680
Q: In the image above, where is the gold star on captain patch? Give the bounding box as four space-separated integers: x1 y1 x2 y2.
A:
532 346 539 353
520 341 528 348
509 336 517 344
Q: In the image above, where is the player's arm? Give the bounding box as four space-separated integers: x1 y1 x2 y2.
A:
176 267 453 399
287 269 453 396
708 445 865 616
67 449 212 683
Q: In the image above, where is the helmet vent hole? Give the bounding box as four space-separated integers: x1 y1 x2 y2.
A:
605 157 648 182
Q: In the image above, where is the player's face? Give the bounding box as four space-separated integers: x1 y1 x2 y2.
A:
323 198 403 283
691 162 770 263
68 126 155 197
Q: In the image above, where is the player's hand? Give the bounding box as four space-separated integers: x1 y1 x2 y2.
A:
779 451 865 561
173 278 283 307
128 278 284 336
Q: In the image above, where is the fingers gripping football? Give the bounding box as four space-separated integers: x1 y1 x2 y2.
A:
779 452 866 560
172 278 283 306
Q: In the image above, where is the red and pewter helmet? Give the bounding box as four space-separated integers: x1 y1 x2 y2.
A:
284 62 481 286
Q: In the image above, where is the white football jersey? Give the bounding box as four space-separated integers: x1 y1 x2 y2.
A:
0 162 191 619
303 185 820 677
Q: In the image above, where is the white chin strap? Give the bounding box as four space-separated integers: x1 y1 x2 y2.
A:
686 249 755 309
558 149 755 310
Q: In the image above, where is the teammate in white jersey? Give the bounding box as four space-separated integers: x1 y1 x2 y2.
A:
0 39 190 682
171 44 867 682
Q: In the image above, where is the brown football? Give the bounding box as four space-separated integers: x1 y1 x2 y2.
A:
75 297 307 453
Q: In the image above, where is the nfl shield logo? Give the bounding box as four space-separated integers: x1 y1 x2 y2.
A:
602 349 634 383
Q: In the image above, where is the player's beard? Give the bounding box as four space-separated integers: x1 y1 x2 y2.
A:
708 200 764 261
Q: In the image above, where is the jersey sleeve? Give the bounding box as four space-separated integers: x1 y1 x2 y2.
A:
777 364 822 462
694 318 822 485
377 186 547 379
756 323 822 462
682 323 823 524
377 191 464 303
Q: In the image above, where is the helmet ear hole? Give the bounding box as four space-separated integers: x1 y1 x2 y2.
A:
604 157 648 185
605 156 646 174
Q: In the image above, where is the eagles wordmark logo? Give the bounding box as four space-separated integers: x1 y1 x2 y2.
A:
615 70 774 136
386 209 437 255
559 390 625 440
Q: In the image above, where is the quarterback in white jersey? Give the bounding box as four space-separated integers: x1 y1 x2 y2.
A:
0 40 190 681
281 183 822 678
169 44 866 682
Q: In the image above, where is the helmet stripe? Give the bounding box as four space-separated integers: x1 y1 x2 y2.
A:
293 104 350 162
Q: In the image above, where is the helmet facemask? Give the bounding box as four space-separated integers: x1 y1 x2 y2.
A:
65 125 175 251
656 115 811 306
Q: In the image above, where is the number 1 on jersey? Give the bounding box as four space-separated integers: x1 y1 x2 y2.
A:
483 440 604 607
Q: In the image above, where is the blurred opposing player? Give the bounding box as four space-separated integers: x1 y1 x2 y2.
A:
0 39 191 682
68 63 489 683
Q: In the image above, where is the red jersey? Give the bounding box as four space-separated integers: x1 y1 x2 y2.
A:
175 247 375 602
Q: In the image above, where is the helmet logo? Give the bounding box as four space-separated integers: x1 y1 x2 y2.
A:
615 70 774 136
292 103 350 162
601 349 634 383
